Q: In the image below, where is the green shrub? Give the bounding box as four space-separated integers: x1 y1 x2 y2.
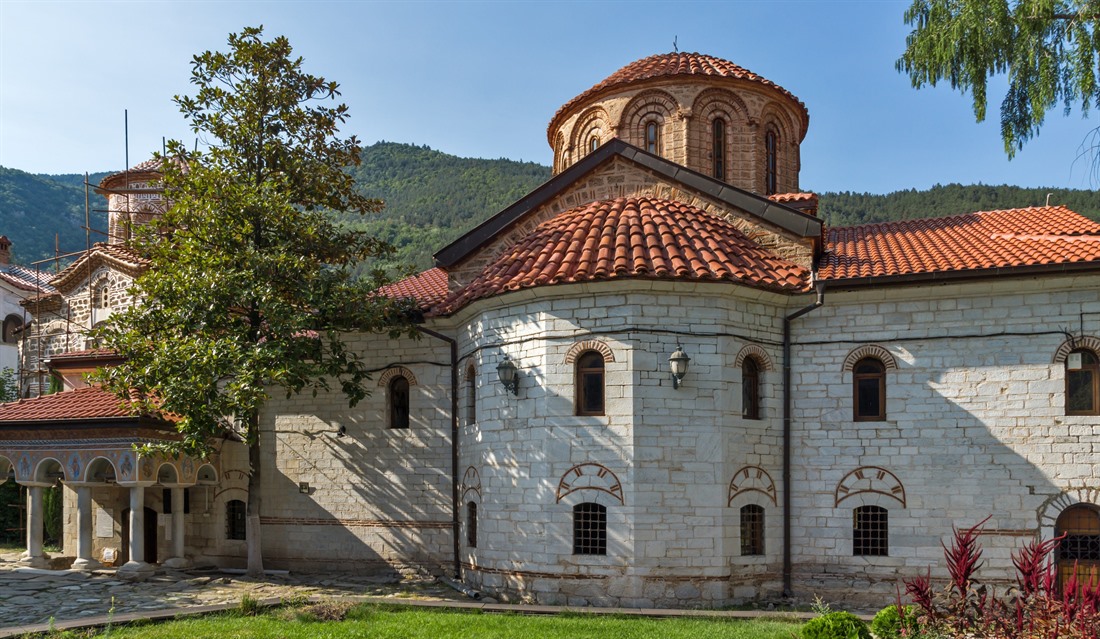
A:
871 604 917 639
238 593 261 616
801 611 871 639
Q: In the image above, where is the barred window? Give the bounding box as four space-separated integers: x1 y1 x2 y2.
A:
226 499 246 540
466 501 478 548
465 368 477 425
1066 349 1099 415
853 505 888 556
573 502 607 555
740 504 765 556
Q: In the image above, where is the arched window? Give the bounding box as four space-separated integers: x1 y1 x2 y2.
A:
2 314 21 344
389 376 410 429
573 502 607 555
853 505 888 556
1055 504 1100 590
93 283 109 309
465 368 476 426
575 351 605 416
853 357 886 421
742 357 761 420
588 132 600 154
226 499 246 540
740 504 764 556
466 501 478 548
645 120 660 155
712 119 726 180
1066 349 1099 415
764 127 778 195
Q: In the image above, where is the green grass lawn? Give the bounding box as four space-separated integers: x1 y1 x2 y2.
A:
72 603 805 639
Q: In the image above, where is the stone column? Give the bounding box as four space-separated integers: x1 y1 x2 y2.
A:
18 482 49 568
71 484 101 571
118 483 154 580
163 486 191 569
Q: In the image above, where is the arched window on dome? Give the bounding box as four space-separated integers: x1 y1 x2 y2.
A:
764 127 779 195
587 132 600 155
646 121 660 155
712 118 726 181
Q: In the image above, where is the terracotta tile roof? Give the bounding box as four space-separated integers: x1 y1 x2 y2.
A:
0 386 141 422
551 52 806 135
768 192 818 204
48 348 119 361
821 206 1100 281
0 264 50 293
49 242 149 291
436 197 811 314
380 267 449 309
98 157 164 191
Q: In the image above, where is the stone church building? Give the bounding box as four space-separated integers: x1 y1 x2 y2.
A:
1 52 1098 608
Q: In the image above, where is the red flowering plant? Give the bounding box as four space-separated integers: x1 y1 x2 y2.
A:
901 517 1099 638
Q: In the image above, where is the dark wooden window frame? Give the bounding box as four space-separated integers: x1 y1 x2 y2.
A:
389 376 411 429
712 118 726 181
1066 349 1100 416
764 127 778 195
226 499 246 540
573 502 607 555
466 501 478 548
742 356 761 420
853 357 887 422
575 351 606 416
465 369 477 425
645 120 660 155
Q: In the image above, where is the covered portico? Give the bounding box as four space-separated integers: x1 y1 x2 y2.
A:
0 385 218 579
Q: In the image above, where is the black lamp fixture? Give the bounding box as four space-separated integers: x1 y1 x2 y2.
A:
497 354 519 395
669 343 690 389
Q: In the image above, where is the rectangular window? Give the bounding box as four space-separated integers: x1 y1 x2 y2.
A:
853 506 888 556
1068 368 1096 413
740 505 764 556
573 503 607 555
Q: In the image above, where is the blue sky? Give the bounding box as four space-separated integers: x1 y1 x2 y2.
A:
1 0 1096 195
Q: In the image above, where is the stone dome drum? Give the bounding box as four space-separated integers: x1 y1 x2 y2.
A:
547 52 808 196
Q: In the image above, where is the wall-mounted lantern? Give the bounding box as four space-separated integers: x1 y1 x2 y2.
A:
497 354 519 395
669 344 690 389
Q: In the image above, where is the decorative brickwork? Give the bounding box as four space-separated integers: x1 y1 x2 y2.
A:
728 466 777 506
842 345 899 371
461 466 482 501
564 340 615 364
1053 335 1100 363
376 366 418 387
555 463 624 505
834 466 906 508
734 344 773 371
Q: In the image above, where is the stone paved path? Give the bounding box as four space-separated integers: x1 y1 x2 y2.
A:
0 553 465 629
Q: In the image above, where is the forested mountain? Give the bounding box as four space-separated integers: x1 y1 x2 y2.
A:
1 142 1096 273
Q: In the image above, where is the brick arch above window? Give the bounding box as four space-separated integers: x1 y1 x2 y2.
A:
463 363 476 380
691 88 751 123
734 344 773 371
556 463 624 505
835 466 906 508
570 106 611 154
565 340 615 364
728 465 777 506
1038 485 1100 533
620 89 678 128
377 366 418 387
461 465 482 502
842 345 899 372
1053 336 1100 364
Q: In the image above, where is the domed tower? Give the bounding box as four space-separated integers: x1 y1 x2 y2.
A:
96 158 166 245
547 52 809 196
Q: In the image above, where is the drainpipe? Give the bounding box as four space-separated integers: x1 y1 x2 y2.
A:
417 326 461 580
782 282 825 598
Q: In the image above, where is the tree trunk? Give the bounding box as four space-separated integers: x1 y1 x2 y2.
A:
245 410 264 576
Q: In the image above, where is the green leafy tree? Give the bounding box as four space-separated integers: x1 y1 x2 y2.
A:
897 0 1099 164
94 26 414 575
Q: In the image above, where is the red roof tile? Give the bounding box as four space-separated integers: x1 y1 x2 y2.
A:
436 197 811 314
50 242 149 290
0 386 142 422
768 192 818 204
380 267 449 309
551 52 806 137
821 206 1100 280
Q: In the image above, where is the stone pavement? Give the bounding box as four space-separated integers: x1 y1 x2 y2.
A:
0 553 465 631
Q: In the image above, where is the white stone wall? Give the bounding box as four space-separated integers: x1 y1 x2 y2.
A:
788 275 1100 606
259 332 454 573
452 280 789 606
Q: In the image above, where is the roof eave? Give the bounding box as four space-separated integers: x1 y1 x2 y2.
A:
823 260 1100 289
433 139 822 268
